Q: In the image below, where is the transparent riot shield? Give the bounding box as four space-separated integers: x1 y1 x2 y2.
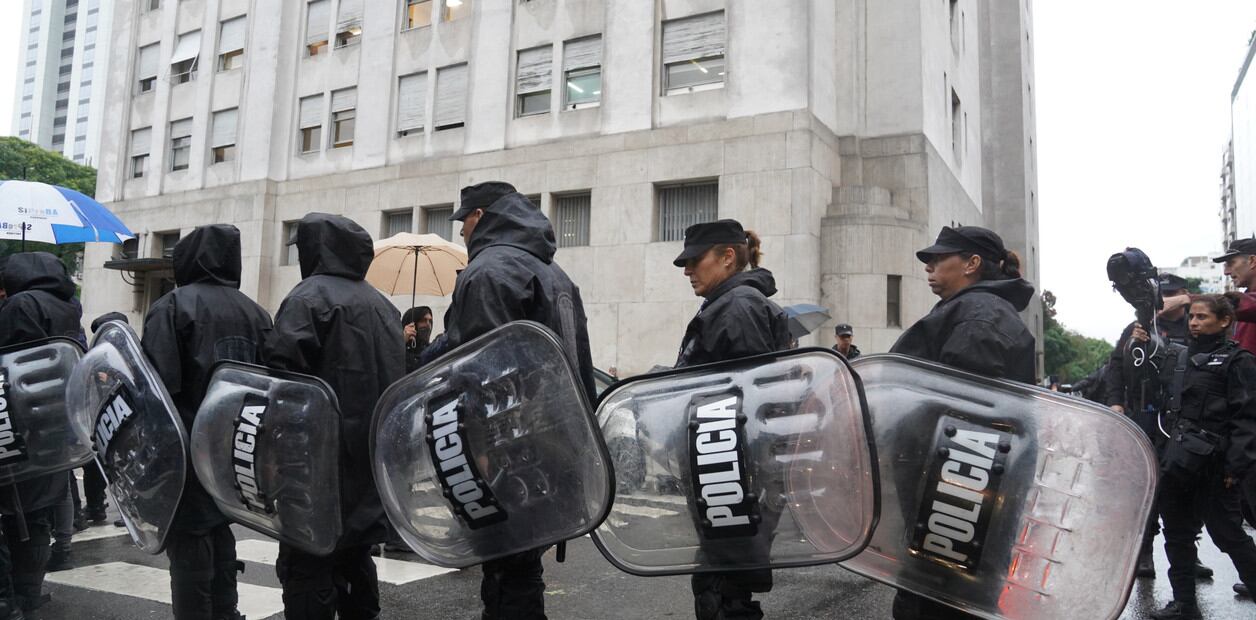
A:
842 354 1157 620
0 338 90 486
65 321 187 554
372 321 612 568
192 362 342 555
591 348 879 575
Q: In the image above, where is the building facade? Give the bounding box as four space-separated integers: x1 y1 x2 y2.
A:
84 0 1041 376
1229 31 1256 247
11 0 115 166
1160 255 1228 295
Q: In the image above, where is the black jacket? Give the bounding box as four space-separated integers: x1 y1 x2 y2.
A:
675 269 792 369
1103 315 1188 410
0 252 84 514
141 225 273 531
835 343 862 360
441 193 596 400
264 214 404 548
891 278 1036 383
1171 336 1256 479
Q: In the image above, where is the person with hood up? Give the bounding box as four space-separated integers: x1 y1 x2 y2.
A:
441 181 595 619
0 251 86 617
140 225 273 620
264 213 404 619
673 219 792 620
888 226 1035 620
402 305 433 374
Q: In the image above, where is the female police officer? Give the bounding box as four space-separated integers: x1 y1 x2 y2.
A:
673 219 791 619
890 225 1036 620
1150 295 1256 620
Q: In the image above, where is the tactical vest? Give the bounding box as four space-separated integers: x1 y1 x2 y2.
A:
1172 341 1246 437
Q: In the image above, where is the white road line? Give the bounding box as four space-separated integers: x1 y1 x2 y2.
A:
613 504 680 519
46 562 285 619
72 525 130 544
234 539 457 585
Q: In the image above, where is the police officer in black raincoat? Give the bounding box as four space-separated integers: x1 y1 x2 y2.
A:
0 251 85 617
889 226 1035 620
140 224 273 620
672 219 792 620
264 213 404 619
440 182 595 619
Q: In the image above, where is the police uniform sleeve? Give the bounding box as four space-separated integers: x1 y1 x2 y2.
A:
264 294 323 374
140 296 183 396
1103 323 1135 407
443 267 530 348
0 296 48 347
937 318 1018 380
1224 352 1256 479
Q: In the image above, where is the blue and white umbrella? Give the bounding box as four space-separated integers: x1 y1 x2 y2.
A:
0 180 133 245
783 303 833 339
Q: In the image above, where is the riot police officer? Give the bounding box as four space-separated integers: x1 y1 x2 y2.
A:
889 226 1035 620
1151 295 1256 619
140 225 273 620
672 219 792 620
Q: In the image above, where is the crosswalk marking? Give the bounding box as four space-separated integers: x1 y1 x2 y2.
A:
71 525 131 544
234 539 458 585
46 562 285 619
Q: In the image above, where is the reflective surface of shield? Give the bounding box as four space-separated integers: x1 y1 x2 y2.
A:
592 349 879 575
372 321 612 568
66 321 187 554
843 354 1157 620
0 338 89 484
192 363 342 555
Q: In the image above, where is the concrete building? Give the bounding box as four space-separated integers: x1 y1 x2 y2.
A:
85 0 1041 376
12 0 115 166
1229 31 1256 246
1160 255 1227 294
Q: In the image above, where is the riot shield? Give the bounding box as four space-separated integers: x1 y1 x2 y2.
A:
372 321 612 568
0 338 91 486
65 321 187 554
591 348 879 575
192 362 342 555
842 354 1157 620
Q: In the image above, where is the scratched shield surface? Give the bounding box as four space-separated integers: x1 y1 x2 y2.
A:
0 337 90 485
591 348 879 576
371 321 612 568
191 362 342 556
843 354 1157 620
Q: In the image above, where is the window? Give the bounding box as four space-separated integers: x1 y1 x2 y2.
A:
281 221 300 265
524 194 541 210
170 30 201 84
657 181 717 242
397 72 427 136
554 193 591 248
169 118 192 171
145 0 160 11
405 0 433 30
383 209 413 237
210 108 238 164
158 231 181 258
335 0 362 48
130 127 151 179
516 46 551 117
951 89 962 163
330 88 356 148
662 12 725 94
563 35 601 109
887 275 902 328
424 206 455 241
298 94 323 154
218 16 246 71
136 43 158 93
442 0 470 22
949 0 960 55
434 64 468 130
305 0 330 56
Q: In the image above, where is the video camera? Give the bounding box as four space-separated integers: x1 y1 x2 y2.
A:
1106 247 1162 329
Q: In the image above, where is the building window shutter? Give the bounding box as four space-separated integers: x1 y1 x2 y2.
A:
299 94 323 128
211 109 237 148
425 206 454 241
563 36 600 71
657 182 718 242
331 88 357 112
555 193 591 248
434 64 468 129
306 0 330 45
219 16 246 54
516 46 551 94
170 30 202 64
130 127 151 156
397 72 427 133
170 118 193 140
662 11 725 65
138 44 159 79
337 0 363 30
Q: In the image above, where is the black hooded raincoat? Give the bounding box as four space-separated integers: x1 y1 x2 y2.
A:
141 225 274 531
674 269 792 369
264 214 404 548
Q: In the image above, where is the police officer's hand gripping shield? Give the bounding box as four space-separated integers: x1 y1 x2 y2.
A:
372 321 613 568
192 363 342 556
65 321 187 554
0 337 90 486
842 354 1158 620
592 349 880 575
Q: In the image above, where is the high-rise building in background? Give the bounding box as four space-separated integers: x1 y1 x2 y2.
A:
11 0 114 166
85 0 1041 376
1227 31 1256 248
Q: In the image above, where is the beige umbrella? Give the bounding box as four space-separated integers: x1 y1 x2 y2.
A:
366 233 468 307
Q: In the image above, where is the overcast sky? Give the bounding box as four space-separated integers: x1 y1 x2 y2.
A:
0 2 1253 343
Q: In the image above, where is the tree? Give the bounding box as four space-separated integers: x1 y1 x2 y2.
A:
0 137 97 277
1042 289 1113 383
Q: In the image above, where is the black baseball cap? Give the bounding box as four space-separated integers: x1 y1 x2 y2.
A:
916 226 1007 263
1213 238 1256 263
450 181 517 222
673 219 748 267
1158 273 1188 293
834 323 853 336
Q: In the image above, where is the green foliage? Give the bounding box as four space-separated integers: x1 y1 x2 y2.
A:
1042 289 1113 383
0 137 98 278
1183 277 1204 294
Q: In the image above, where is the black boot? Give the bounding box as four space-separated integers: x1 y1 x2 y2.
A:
87 506 108 525
46 547 72 572
1136 551 1156 578
1149 600 1202 620
1194 560 1214 579
0 600 23 620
